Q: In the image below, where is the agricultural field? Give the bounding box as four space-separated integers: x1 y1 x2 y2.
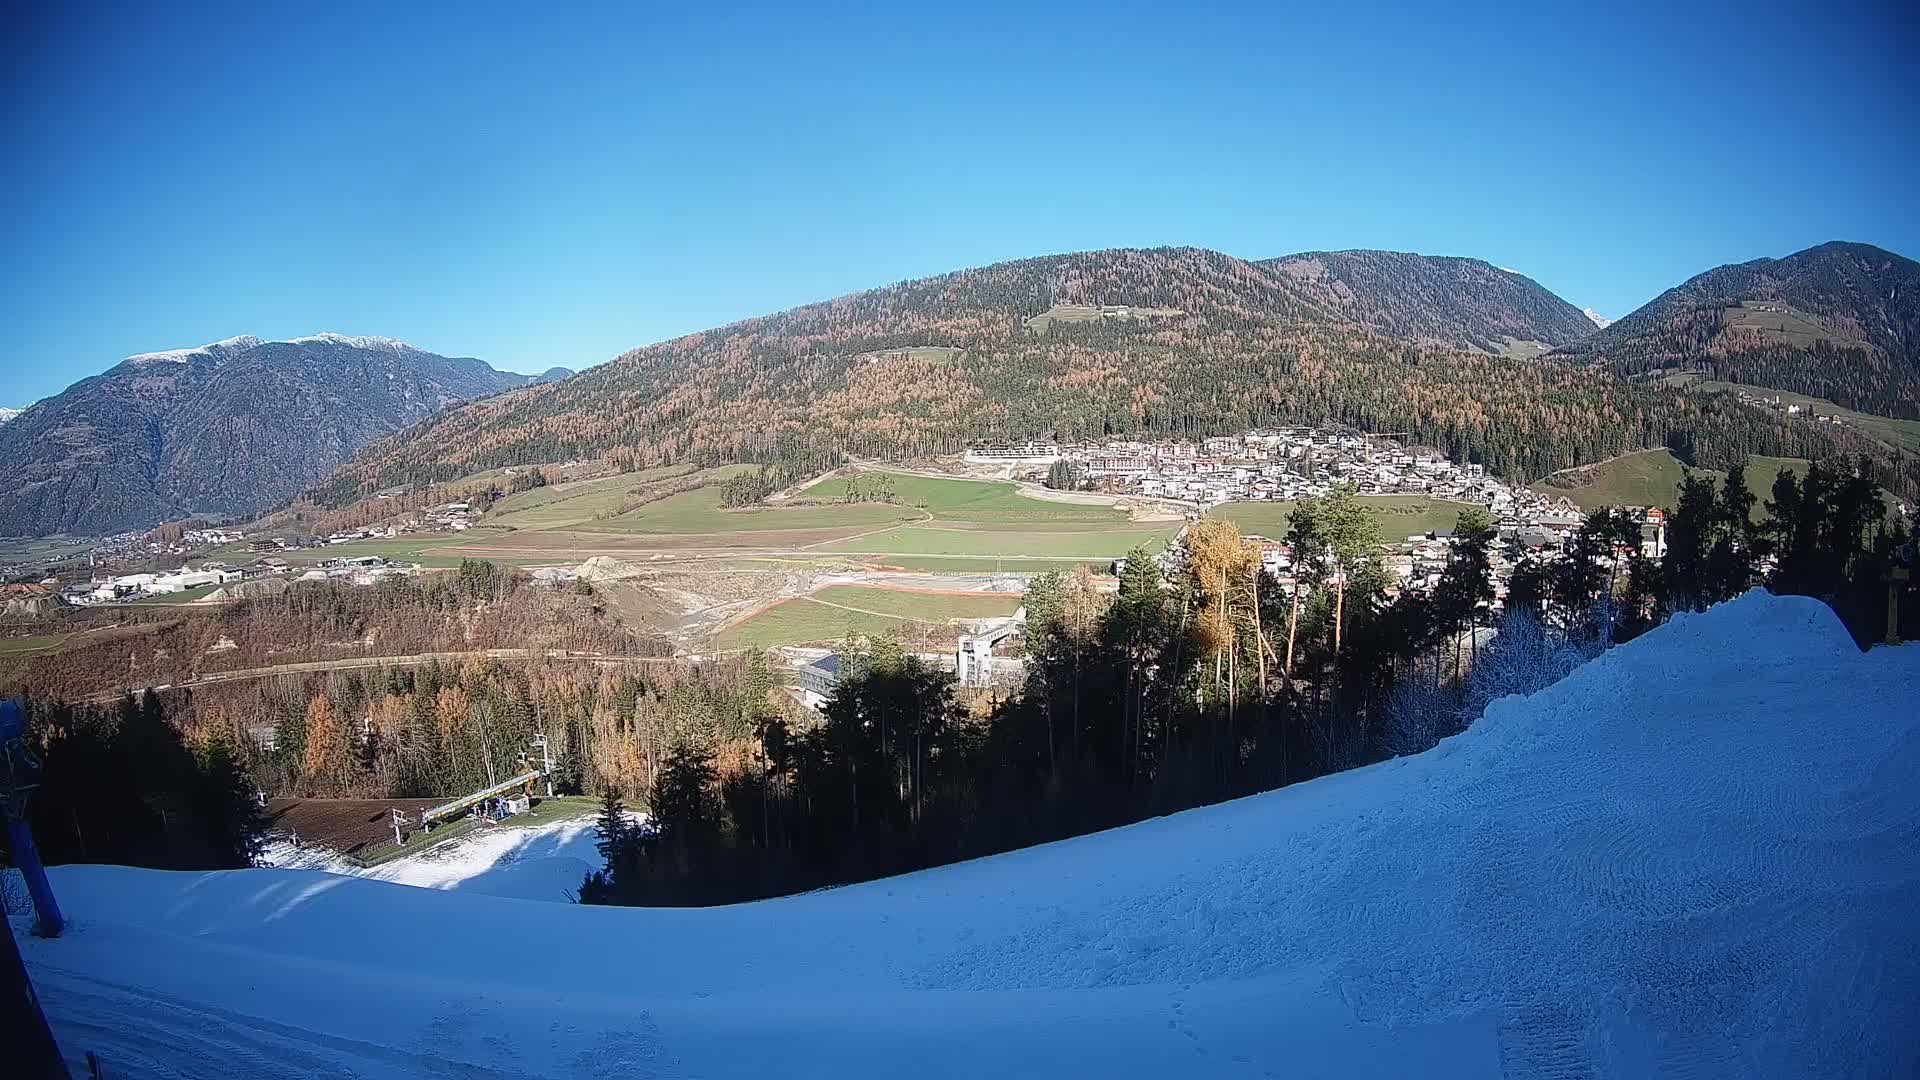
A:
465 468 1167 562
799 471 1131 523
1216 496 1483 542
486 465 700 529
581 484 919 535
821 524 1174 558
0 536 92 567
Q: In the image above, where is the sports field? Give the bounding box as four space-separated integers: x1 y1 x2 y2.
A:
713 598 926 649
852 555 1112 574
1216 495 1483 542
714 582 1024 649
811 585 1021 621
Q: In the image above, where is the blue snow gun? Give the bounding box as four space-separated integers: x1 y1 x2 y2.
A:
1 699 63 937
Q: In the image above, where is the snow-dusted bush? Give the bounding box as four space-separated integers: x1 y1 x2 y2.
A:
1386 610 1608 758
1457 609 1602 726
1382 669 1461 758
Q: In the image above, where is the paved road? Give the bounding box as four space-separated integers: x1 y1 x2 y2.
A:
82 648 686 703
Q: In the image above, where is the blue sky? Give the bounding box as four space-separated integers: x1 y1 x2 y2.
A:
3 1 1915 406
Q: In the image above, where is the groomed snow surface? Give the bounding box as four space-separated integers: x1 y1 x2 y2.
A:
19 592 1920 1078
262 812 626 904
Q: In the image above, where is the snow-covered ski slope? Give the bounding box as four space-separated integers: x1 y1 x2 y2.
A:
265 813 619 903
19 593 1920 1078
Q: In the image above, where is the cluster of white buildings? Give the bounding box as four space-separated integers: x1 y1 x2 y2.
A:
64 554 419 606
66 565 245 605
292 555 419 587
1729 388 1849 429
977 429 1581 526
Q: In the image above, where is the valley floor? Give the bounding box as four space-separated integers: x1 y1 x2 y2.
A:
17 593 1920 1078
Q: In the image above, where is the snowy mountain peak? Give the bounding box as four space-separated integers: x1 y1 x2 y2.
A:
120 333 434 366
0 407 20 425
286 332 423 353
124 335 264 364
1582 307 1613 329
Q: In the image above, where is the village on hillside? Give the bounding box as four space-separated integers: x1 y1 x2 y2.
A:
970 427 1652 551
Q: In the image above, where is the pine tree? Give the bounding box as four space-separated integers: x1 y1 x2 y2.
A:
651 740 718 872
195 731 267 867
593 788 634 867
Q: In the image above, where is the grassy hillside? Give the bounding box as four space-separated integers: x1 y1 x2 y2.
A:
1534 449 1694 510
1535 448 1816 519
1665 377 1920 456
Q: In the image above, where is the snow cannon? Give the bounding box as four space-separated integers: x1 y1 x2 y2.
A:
0 698 64 936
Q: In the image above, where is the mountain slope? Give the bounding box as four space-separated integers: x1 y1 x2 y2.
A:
0 335 536 535
1257 249 1597 356
1558 241 1920 418
317 247 1874 505
23 593 1920 1078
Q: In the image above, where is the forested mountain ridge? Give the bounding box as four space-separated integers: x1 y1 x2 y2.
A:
0 334 546 535
1556 241 1920 418
1256 249 1598 356
316 245 1909 506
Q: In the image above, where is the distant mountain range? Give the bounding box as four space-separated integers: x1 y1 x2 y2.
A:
317 243 1909 511
0 334 567 535
1582 308 1613 329
12 242 1911 538
0 407 20 426
1555 241 1920 418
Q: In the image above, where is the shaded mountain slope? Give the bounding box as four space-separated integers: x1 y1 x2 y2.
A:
0 334 539 534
